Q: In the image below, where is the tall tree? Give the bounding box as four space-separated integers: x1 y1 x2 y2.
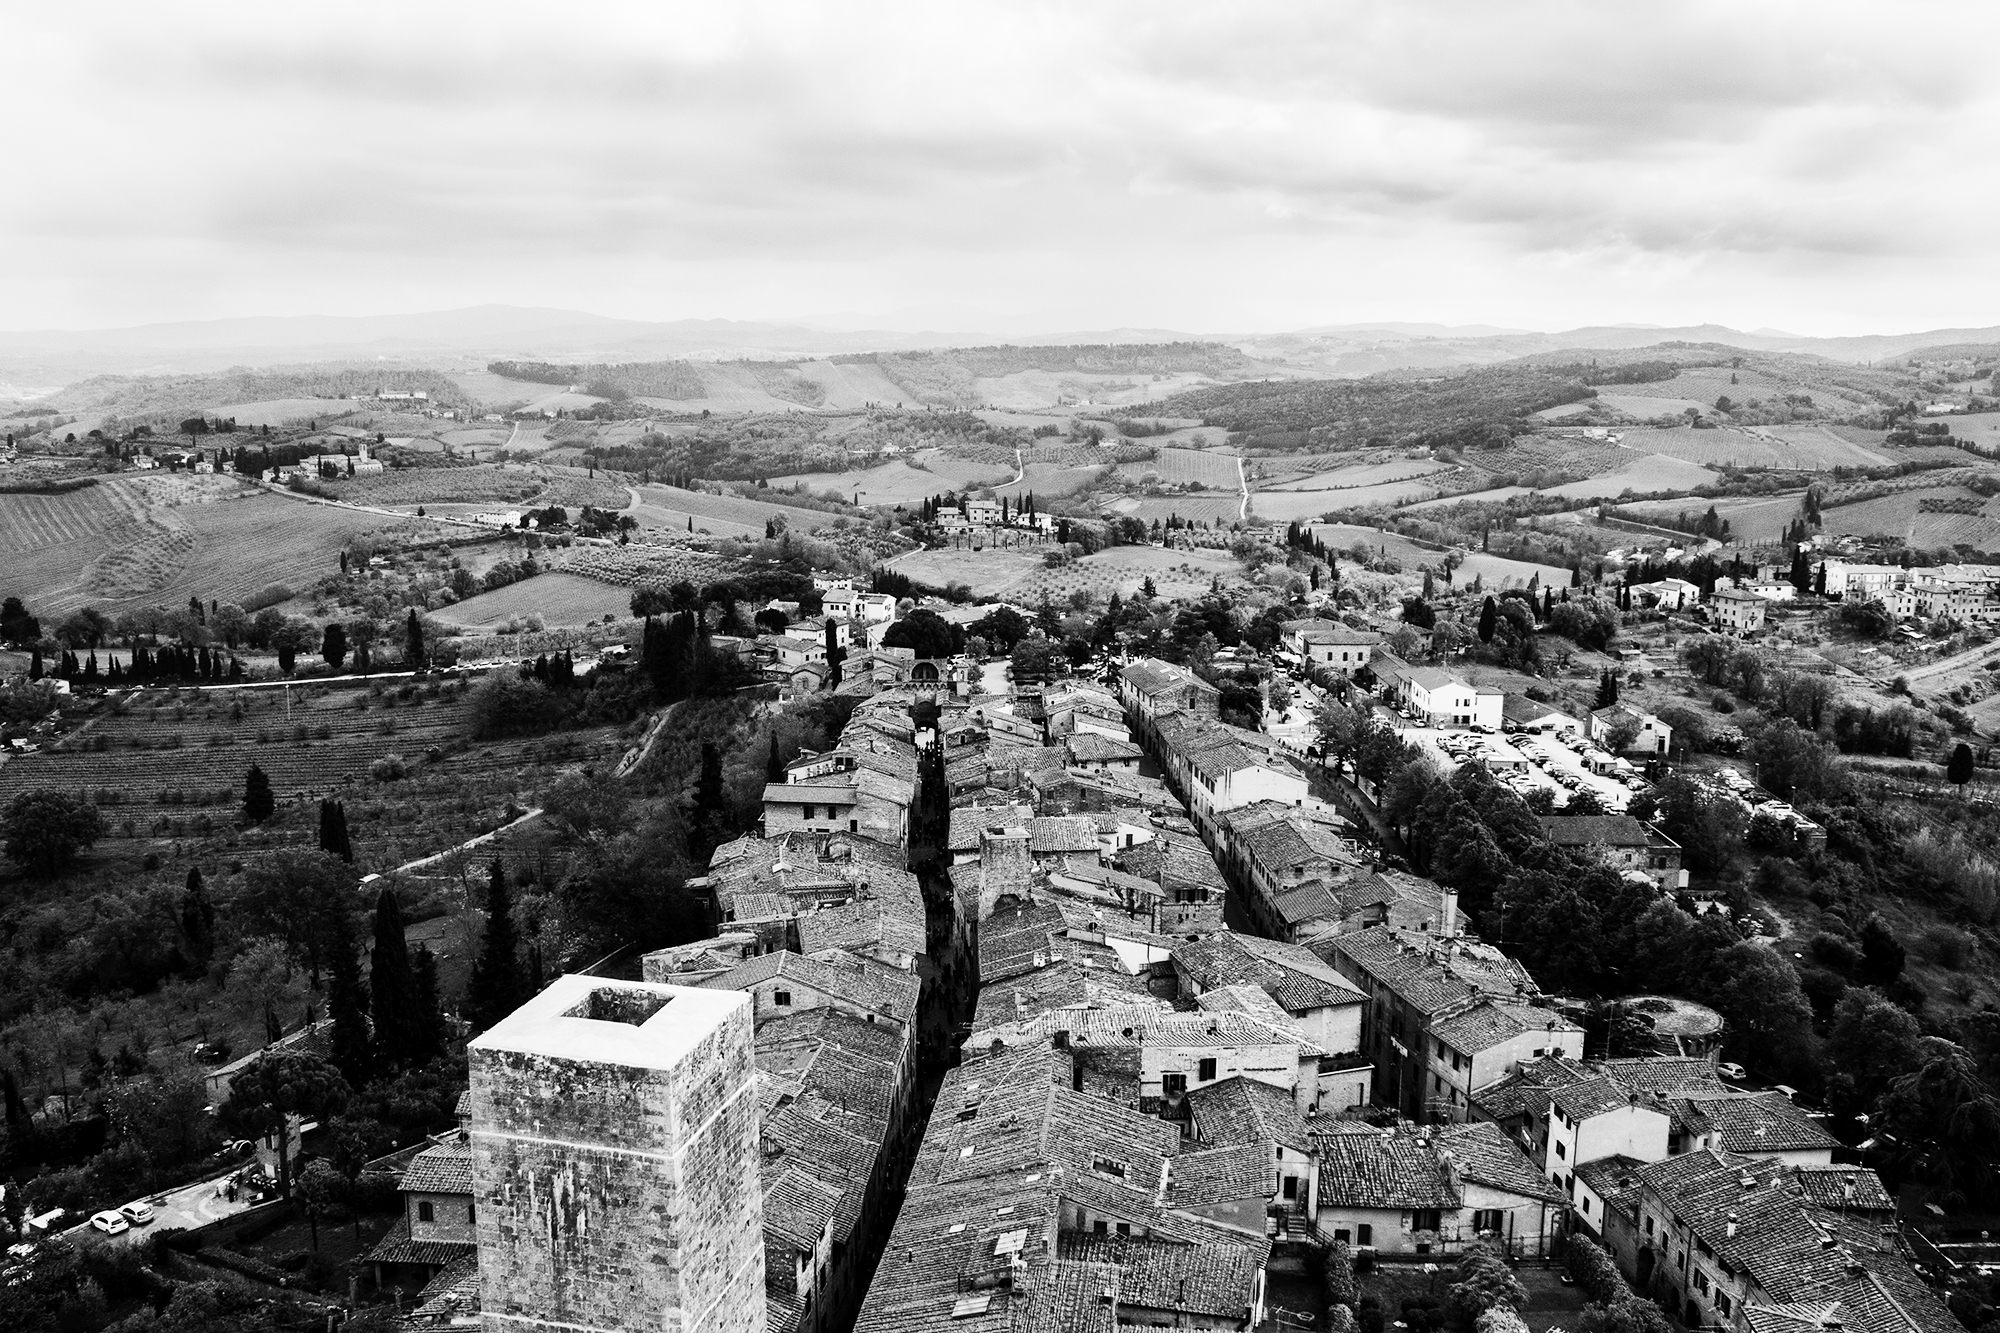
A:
321 622 348 672
221 1050 348 1197
466 860 526 1031
824 618 845 691
1948 742 1976 791
411 943 444 1061
1477 597 1497 644
180 868 216 969
766 731 786 784
404 608 425 668
324 906 372 1085
370 888 422 1069
243 763 274 823
317 799 353 863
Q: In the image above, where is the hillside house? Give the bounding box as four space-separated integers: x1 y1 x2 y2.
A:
1538 815 1685 892
1707 587 1766 635
1373 654 1502 730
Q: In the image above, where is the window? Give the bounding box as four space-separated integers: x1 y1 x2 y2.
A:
1716 1295 1732 1317
1197 1058 1217 1082
1555 1141 1566 1160
1282 1177 1299 1200
467 1204 476 1223
1412 1209 1441 1232
1092 1157 1128 1180
1335 1228 1351 1243
1357 1224 1373 1246
849 819 858 832
775 990 792 1006
801 804 816 821
1094 1219 1108 1235
417 1201 434 1223
1472 1209 1502 1233
1645 1215 1654 1236
1115 1222 1131 1237
1162 1073 1187 1097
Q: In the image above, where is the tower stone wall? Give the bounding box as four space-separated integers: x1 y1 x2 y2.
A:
468 976 765 1333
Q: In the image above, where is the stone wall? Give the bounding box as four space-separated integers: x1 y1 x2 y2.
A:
470 982 766 1333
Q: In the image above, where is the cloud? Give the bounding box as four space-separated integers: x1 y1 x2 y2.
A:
1 1 1997 333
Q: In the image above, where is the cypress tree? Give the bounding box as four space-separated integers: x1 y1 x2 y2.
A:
244 763 275 822
405 608 424 668
767 731 785 784
318 799 353 863
467 860 525 1031
370 888 421 1068
28 648 41 681
180 868 216 968
1478 597 1497 644
325 906 372 1085
411 943 443 1061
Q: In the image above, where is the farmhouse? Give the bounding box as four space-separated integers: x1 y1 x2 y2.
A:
1539 815 1684 892
1589 702 1671 758
1627 578 1701 612
1281 619 1381 670
1373 653 1502 730
1706 587 1766 636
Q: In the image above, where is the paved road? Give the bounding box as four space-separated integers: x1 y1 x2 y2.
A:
63 1168 264 1246
1235 456 1249 524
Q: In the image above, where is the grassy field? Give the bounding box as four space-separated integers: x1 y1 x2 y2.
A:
1261 457 1449 491
1406 485 1534 510
1537 453 1717 500
1616 425 1889 470
1622 492 1807 545
214 397 367 427
996 461 1108 498
1936 412 2000 454
1820 487 2000 550
0 476 400 616
1103 494 1242 524
1308 523 1438 567
1114 446 1241 488
1252 479 1439 519
1455 551 1572 589
628 483 839 536
1591 392 1713 417
770 449 1015 507
887 542 1239 601
432 572 635 628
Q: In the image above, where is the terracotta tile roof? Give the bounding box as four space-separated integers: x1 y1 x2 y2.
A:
1067 732 1142 762
1187 1074 1312 1154
363 1215 476 1268
1432 1121 1563 1202
397 1140 473 1196
1673 1093 1841 1155
763 1166 842 1253
1314 1131 1459 1210
1029 816 1100 855
1174 932 1364 1015
1539 814 1677 849
1058 1232 1263 1320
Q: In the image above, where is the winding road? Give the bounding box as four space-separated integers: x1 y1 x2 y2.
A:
1236 456 1250 523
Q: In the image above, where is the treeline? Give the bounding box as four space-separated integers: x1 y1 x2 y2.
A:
829 341 1256 378
591 409 1027 482
56 363 470 427
488 359 708 400
1148 362 1599 451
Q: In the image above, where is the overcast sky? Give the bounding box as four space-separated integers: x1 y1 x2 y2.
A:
5 1 1997 336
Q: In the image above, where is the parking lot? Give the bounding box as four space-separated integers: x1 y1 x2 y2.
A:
1393 716 1646 813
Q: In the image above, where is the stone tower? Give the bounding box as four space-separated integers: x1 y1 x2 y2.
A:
975 824 1035 920
467 975 765 1333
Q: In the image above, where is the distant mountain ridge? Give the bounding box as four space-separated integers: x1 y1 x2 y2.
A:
1 304 1995 389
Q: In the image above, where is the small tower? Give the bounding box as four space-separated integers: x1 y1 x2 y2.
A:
468 976 765 1333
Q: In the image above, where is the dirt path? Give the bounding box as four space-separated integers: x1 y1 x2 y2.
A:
374 805 545 877
615 703 677 778
1236 456 1249 523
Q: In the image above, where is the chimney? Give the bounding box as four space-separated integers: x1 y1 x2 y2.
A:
1440 886 1460 938
1725 1212 1738 1240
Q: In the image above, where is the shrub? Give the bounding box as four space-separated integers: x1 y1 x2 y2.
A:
1358 1296 1385 1333
369 754 409 782
1566 1234 1628 1305
1323 1240 1357 1307
1449 1241 1527 1322
1477 1308 1530 1333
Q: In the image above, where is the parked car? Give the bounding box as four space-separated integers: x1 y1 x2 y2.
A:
90 1211 129 1236
1718 1062 1748 1081
118 1201 155 1226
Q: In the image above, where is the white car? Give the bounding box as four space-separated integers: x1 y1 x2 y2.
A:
90 1210 129 1236
119 1201 155 1226
1718 1062 1748 1081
